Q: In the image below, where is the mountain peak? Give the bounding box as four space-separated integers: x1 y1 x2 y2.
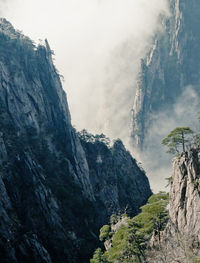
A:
0 18 18 37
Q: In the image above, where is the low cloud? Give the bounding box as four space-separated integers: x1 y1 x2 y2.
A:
2 0 168 137
1 0 171 191
0 0 9 15
139 86 200 192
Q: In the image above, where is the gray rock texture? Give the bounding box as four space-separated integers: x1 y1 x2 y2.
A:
80 138 152 222
149 150 200 262
0 19 152 263
131 0 200 150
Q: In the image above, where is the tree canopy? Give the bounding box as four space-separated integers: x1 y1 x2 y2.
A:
90 192 169 263
162 127 193 154
77 129 111 146
90 248 108 263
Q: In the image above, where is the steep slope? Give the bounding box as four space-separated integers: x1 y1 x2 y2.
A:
80 138 151 221
0 19 152 263
131 0 200 150
94 149 200 262
149 149 200 262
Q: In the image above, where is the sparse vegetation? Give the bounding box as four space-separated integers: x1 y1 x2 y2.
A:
162 127 193 154
91 192 169 263
100 225 111 242
77 129 111 146
165 176 173 187
90 248 108 263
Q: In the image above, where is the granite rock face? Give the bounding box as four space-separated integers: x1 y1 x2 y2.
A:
0 19 152 263
80 138 152 223
170 151 200 237
149 150 200 262
131 0 200 150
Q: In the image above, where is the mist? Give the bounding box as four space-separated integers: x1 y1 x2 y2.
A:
1 0 168 134
141 87 200 192
0 0 171 190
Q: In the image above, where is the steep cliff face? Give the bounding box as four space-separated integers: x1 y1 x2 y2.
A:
131 0 200 150
0 19 152 263
149 150 200 262
90 149 200 262
170 151 200 237
80 138 151 222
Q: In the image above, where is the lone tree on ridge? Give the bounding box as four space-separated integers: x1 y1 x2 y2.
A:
162 127 193 154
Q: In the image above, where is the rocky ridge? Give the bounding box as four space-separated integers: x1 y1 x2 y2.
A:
0 18 152 263
149 149 200 262
131 0 200 151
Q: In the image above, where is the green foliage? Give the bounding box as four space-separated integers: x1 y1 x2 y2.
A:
92 192 169 263
193 178 200 190
100 225 111 242
147 191 169 203
90 248 108 263
165 176 173 187
105 225 129 262
162 127 193 154
132 192 169 238
194 134 200 148
77 129 110 146
110 214 120 225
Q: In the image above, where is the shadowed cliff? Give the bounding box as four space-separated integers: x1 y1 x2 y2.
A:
0 18 152 263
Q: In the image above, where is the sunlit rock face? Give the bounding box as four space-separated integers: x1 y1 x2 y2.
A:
0 19 151 263
131 0 200 151
149 150 200 263
170 150 200 237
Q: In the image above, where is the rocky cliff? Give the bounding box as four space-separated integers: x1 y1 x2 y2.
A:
0 18 152 263
131 0 200 150
80 137 151 221
89 149 200 262
149 149 200 262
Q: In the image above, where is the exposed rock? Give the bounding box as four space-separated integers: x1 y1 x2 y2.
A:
149 150 200 262
0 19 152 262
80 138 152 224
131 0 200 150
104 216 128 251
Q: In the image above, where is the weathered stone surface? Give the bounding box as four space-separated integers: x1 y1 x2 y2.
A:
0 19 152 262
149 150 200 262
131 0 200 150
81 138 152 224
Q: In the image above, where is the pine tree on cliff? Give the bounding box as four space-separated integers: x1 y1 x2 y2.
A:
162 127 193 154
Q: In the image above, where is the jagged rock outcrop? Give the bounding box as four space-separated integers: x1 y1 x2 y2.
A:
80 138 151 222
149 150 200 262
0 19 152 263
131 0 200 150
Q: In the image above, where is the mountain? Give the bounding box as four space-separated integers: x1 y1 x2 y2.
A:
95 148 200 262
90 0 200 260
149 149 200 262
131 0 200 151
0 18 152 263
